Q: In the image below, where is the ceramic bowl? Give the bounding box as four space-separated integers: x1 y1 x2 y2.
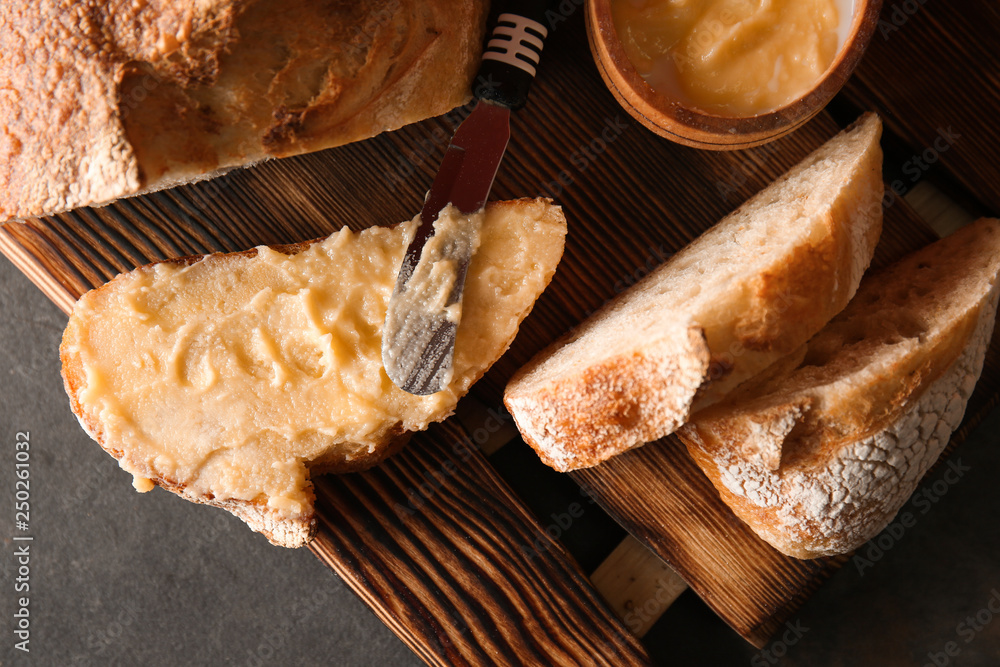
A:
586 0 883 150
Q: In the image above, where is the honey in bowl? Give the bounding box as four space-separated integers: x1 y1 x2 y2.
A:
612 0 847 117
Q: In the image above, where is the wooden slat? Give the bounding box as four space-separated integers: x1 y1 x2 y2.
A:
452 398 521 457
309 420 650 667
470 65 873 403
590 536 687 638
572 434 846 647
843 1 1000 214
565 193 966 647
454 393 691 636
905 181 976 238
0 225 76 314
1 113 657 661
572 322 1000 648
2 3 1000 654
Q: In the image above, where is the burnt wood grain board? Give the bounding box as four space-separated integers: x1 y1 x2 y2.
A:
2 1 999 656
565 193 982 647
0 167 654 662
309 420 650 667
569 330 1000 647
570 333 1000 647
842 1 1000 214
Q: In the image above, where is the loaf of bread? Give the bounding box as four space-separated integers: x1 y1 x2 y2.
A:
678 219 1000 558
505 114 884 472
0 0 487 222
679 218 1000 558
60 199 567 547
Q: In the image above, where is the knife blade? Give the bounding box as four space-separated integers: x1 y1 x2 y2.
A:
382 5 550 395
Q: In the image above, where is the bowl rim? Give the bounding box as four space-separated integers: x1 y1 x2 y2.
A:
587 0 884 149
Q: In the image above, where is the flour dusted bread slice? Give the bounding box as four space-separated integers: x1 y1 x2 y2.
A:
0 0 487 222
680 218 1000 558
60 199 566 547
505 114 884 472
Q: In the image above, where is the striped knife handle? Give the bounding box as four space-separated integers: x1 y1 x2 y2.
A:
475 2 551 110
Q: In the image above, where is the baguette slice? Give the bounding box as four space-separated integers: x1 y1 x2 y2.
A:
680 218 1000 558
60 199 566 547
1 0 487 222
505 114 884 472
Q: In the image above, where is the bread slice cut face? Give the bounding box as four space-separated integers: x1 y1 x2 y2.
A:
505 114 884 472
680 218 1000 558
60 199 566 547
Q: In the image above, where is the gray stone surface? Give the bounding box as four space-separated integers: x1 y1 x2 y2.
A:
1 253 998 666
0 259 419 667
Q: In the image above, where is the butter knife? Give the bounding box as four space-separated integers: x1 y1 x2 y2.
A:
382 3 551 395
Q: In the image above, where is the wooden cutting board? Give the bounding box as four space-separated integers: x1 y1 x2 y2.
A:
3 0 999 661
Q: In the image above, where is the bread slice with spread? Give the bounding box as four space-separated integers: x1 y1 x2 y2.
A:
505 114 884 471
679 218 1000 558
60 199 566 547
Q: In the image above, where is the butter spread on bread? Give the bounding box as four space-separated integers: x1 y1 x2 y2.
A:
382 205 486 388
0 0 487 222
505 114 884 472
680 218 1000 558
60 199 566 547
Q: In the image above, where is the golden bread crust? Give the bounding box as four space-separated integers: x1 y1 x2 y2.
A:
0 0 488 221
508 326 711 471
681 219 1000 558
60 199 566 548
505 114 884 472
